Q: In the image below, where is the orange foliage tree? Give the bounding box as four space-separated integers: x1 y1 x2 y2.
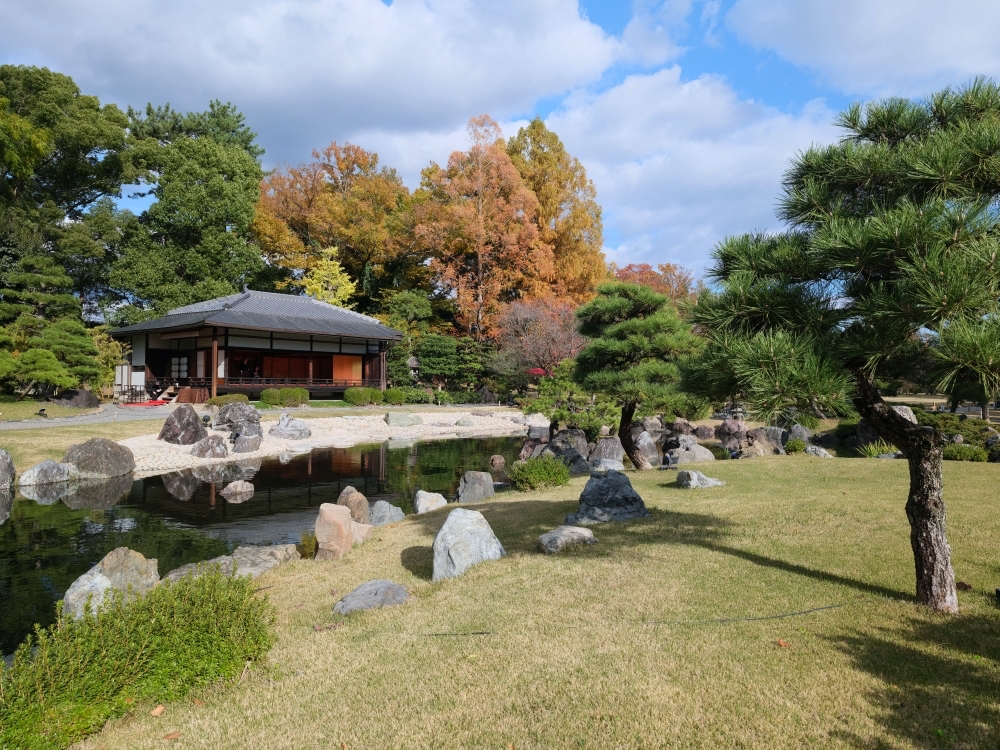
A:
612 262 702 302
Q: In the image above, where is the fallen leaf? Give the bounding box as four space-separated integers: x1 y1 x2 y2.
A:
150 705 165 717
164 731 182 740
777 639 791 648
191 698 204 707
957 581 972 591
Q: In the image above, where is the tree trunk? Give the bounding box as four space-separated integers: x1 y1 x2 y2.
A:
980 401 989 421
619 401 654 470
852 370 958 613
15 380 36 401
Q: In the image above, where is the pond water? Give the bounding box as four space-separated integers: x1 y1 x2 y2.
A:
0 436 524 655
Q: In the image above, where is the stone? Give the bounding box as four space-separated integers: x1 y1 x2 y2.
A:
715 418 747 451
165 544 299 582
634 431 660 466
666 443 717 464
385 412 423 427
642 416 664 433
232 433 262 453
191 435 228 459
951 434 964 444
893 405 918 424
161 470 199 501
538 525 597 554
315 503 357 560
457 471 495 503
63 547 159 619
432 508 506 581
814 432 840 448
519 438 545 460
670 418 695 434
527 424 550 440
351 522 374 546
736 428 785 458
62 475 133 511
0 449 14 489
455 417 476 427
414 490 448 514
333 580 412 615
268 412 312 440
337 485 370 524
220 480 254 502
588 436 625 464
856 421 880 447
676 470 725 489
805 445 833 458
0 488 13 526
789 424 812 443
212 401 260 430
158 404 208 445
694 424 715 440
566 470 649 525
48 388 100 409
489 454 506 471
18 460 78 486
62 438 135 479
369 500 405 526
591 458 626 472
761 426 788 446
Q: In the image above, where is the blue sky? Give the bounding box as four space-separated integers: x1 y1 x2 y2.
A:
6 0 1000 273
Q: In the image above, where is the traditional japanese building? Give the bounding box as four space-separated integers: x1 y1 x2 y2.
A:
110 290 401 401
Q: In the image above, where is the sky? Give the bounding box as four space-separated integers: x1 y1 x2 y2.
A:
6 0 1000 274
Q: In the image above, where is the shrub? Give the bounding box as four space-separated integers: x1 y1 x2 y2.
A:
383 387 406 405
942 444 988 462
403 387 433 404
859 440 897 458
280 387 310 407
915 410 990 449
434 390 453 405
259 388 282 406
447 390 476 404
206 393 249 407
0 569 274 750
505 456 571 491
834 418 860 440
343 387 383 406
784 437 807 453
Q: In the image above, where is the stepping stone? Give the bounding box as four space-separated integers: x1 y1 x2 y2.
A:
333 580 412 615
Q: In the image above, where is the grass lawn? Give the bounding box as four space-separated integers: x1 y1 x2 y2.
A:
0 396 98 422
76 456 1000 750
0 420 164 471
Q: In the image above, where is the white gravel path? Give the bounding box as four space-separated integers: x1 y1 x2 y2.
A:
119 411 529 478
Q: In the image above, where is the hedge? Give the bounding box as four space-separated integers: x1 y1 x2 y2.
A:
206 393 249 407
260 388 309 407
383 387 406 405
343 387 384 406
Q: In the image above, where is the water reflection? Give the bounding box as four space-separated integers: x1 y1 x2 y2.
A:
0 488 11 526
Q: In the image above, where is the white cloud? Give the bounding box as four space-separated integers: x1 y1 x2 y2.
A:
548 67 838 273
620 0 692 66
727 0 1000 95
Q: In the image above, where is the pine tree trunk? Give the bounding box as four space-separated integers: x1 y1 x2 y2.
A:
619 401 653 470
852 370 958 613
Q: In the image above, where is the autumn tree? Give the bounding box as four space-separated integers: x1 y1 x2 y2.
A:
507 118 606 303
613 263 701 302
301 246 356 308
495 299 588 374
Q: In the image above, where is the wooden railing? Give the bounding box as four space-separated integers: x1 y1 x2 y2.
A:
186 377 382 389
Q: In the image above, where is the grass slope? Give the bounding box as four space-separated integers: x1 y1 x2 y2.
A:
77 457 1000 749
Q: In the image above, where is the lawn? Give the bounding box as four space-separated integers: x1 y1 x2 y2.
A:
0 420 165 471
75 456 1000 750
0 396 99 422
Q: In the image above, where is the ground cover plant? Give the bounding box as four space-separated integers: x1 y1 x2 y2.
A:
504 455 570 490
69 457 1000 750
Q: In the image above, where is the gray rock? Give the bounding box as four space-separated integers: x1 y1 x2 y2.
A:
489 454 506 471
893 405 918 424
642 416 664 433
161 470 199 501
761 426 788 446
519 438 546 460
63 547 159 619
527 424 550 440
164 544 299 582
676 470 725 489
191 434 228 458
333 580 412 615
591 458 626 472
598 425 612 436
540 444 592 475
19 460 78 486
566 470 649 525
805 445 833 458
666 443 716 464
455 417 476 427
736 428 785 458
49 388 100 409
337 485 370 524
62 475 133 511
158 404 208 445
0 449 14 490
856 421 880 447
232 433 262 453
385 412 423 427
0 487 13 526
268 412 312 440
369 500 405 526
212 401 260 430
538 525 597 554
715 418 747 451
63 438 135 479
457 471 495 503
220 480 254 502
634 431 660 466
789 424 812 443
694 424 715 440
414 490 448 514
432 508 506 581
588 436 625 464
551 429 588 456
950 434 964 444
670 418 695 434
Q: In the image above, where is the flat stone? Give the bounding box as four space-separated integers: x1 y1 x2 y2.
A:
268 412 312 440
220 480 254 502
414 490 447 514
591 458 626 472
62 438 135 479
63 547 159 619
338 485 370 524
385 412 422 427
334 580 412 615
18 460 78 486
164 544 299 582
191 434 228 458
158 404 208 445
455 417 476 427
676 470 725 488
369 500 405 526
538 525 597 554
232 433 262 453
805 445 833 458
457 471 495 503
588 436 625 464
0 449 15 489
432 508 506 581
566 470 649 525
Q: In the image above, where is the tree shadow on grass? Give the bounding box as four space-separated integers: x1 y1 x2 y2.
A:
828 610 1000 749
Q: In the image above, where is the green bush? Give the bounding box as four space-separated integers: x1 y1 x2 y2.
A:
915 410 991 448
383 387 406 405
280 387 310 407
434 390 453 405
784 437 807 453
343 386 383 406
259 388 282 406
0 569 274 750
942 443 988 462
447 390 476 404
834 418 860 440
403 387 433 404
859 440 897 458
206 393 249 407
505 456 571 491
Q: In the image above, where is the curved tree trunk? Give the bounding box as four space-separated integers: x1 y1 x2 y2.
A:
619 401 654 470
852 370 958 613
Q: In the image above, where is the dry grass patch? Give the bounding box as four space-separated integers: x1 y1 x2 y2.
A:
0 398 98 422
0 420 164 471
78 457 1000 749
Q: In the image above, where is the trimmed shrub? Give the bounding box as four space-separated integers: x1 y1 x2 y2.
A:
434 390 453 405
259 388 282 406
343 387 383 406
383 387 406 405
206 393 249 407
403 387 433 404
280 387 310 407
447 391 476 405
943 444 988 462
916 411 991 449
505 456 571 491
784 437 807 453
0 569 274 750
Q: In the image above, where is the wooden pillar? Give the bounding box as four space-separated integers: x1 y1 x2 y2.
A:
211 329 218 399
379 349 387 391
308 358 313 385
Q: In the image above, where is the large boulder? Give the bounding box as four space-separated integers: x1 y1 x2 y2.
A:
333 580 412 615
676 470 725 489
414 490 448 514
161 470 200 501
314 503 372 560
805 445 833 458
232 432 262 454
269 412 312 440
385 412 422 427
432 508 506 581
369 500 405 526
519 438 546 460
665 433 716 463
213 401 260 430
588 436 625 464
337 485 370 524
715 418 747 450
591 458 626 472
524 413 551 440
164 544 299 582
549 429 587 456
191 435 228 459
63 547 159 619
693 424 715 441
62 438 135 479
457 471 495 503
893 405 918 424
566 470 649 525
0 449 14 489
49 388 100 409
670 418 695 435
538 525 597 554
789 424 812 443
634 431 660 466
761 426 788 446
736 428 785 458
220 480 254 502
158 404 208 445
18 460 78 486
642 416 664 433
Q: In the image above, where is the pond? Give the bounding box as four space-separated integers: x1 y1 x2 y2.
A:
0 435 524 655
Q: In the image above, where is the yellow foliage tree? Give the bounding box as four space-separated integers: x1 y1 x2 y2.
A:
301 246 357 308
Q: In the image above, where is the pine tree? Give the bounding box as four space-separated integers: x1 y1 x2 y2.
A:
29 319 100 385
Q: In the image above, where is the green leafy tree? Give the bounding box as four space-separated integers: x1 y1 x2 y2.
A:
301 246 356 308
574 282 704 469
415 334 459 390
29 319 100 385
685 79 1000 612
523 359 620 441
13 348 74 393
